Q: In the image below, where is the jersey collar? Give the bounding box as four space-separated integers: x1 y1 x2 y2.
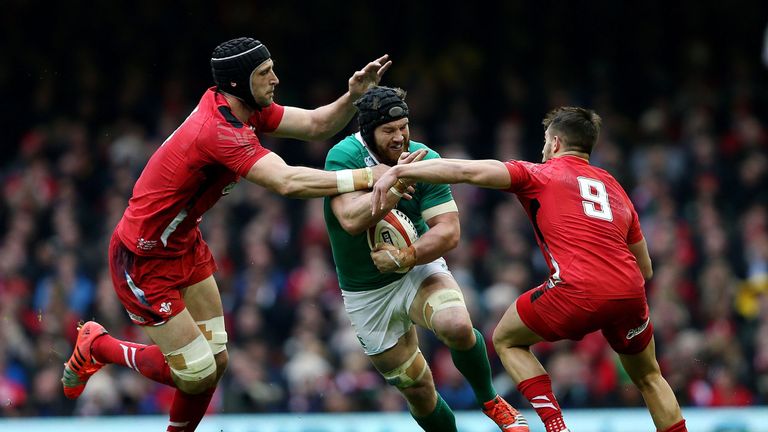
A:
354 132 381 167
560 154 590 163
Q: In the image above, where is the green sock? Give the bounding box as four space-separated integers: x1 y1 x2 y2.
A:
412 393 457 432
449 328 497 405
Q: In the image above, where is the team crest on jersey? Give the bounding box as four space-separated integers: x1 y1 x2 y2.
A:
159 301 172 314
222 182 236 195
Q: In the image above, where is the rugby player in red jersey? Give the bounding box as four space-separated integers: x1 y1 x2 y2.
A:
61 37 396 431
372 107 687 432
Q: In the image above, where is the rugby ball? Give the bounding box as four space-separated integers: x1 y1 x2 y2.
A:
367 209 419 273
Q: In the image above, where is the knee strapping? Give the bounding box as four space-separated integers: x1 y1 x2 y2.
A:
382 349 428 389
196 316 228 354
165 334 216 382
423 289 466 330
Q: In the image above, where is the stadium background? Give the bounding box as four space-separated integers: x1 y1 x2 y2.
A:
1 0 768 430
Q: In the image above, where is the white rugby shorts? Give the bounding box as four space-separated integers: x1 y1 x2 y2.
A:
341 258 451 355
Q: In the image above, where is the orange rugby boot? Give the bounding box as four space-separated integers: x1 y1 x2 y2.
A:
483 395 530 431
61 321 108 399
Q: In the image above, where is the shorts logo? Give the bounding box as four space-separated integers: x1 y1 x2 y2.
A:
356 335 367 349
159 301 172 314
126 310 146 324
626 318 650 340
222 182 236 195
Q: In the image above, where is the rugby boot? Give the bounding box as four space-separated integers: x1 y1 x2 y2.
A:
483 395 530 431
61 321 108 399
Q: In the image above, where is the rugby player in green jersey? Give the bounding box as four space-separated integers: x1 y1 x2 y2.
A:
323 86 529 432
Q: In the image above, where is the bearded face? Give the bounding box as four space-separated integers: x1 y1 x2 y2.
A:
372 118 410 165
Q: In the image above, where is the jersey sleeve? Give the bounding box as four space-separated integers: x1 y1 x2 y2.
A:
614 179 644 244
324 143 361 171
419 149 456 218
627 204 644 244
248 103 285 133
204 121 271 177
504 160 539 196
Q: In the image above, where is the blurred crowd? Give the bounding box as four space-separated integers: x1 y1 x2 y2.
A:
1 0 767 420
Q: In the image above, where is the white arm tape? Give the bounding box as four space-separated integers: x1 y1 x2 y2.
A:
422 200 459 221
336 170 355 193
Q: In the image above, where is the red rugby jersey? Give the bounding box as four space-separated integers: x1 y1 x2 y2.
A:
116 88 284 256
504 156 645 299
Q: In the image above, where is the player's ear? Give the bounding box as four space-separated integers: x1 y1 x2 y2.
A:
553 135 562 153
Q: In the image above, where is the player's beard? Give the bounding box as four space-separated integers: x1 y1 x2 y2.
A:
375 139 409 166
252 91 273 108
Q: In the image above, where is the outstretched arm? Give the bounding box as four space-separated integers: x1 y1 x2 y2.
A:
270 55 392 141
371 158 511 211
245 152 373 198
329 150 426 235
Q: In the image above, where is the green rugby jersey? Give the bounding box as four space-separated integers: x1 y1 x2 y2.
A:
323 133 455 292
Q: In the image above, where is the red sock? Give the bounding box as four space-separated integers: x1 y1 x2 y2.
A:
92 334 175 386
166 387 216 432
518 374 567 432
659 419 687 432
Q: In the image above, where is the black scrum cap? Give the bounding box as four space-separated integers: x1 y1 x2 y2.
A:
354 86 409 146
211 37 271 109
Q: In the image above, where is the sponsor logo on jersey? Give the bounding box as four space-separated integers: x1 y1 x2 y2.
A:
626 318 650 340
137 237 158 251
364 156 376 167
